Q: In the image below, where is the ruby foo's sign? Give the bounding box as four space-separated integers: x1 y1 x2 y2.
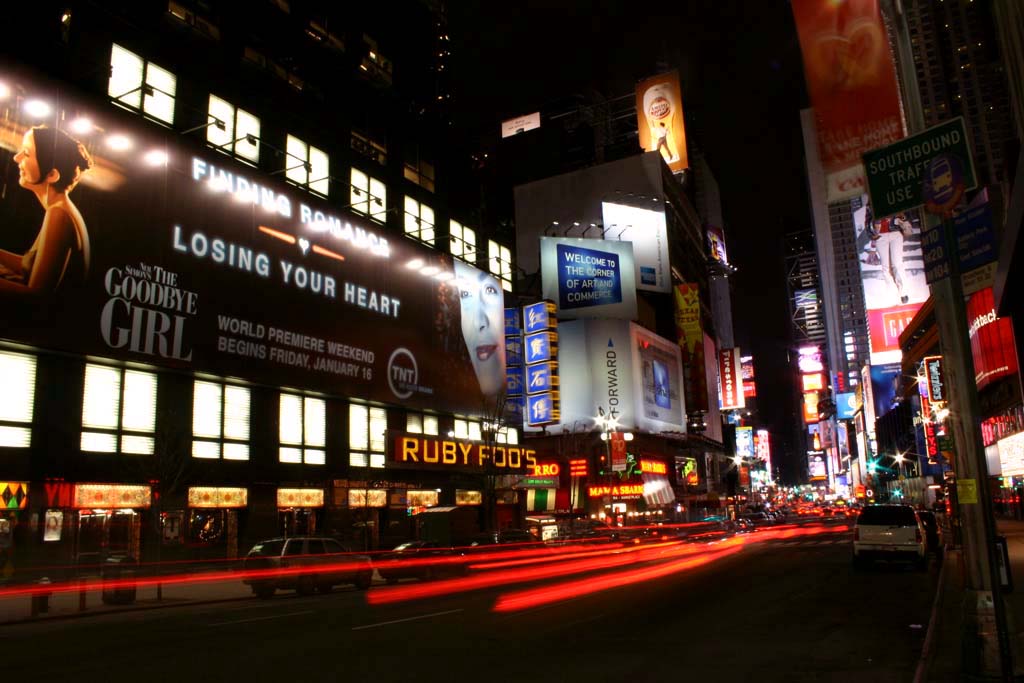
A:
392 434 536 473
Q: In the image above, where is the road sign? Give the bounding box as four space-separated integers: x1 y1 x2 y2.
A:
863 117 977 217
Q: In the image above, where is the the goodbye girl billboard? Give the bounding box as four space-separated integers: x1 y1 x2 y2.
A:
0 67 504 415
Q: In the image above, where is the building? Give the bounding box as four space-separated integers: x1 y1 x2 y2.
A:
0 1 537 571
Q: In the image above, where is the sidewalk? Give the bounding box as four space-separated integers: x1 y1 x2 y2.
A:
923 518 1024 681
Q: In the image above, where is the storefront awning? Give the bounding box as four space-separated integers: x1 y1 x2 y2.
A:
75 483 151 509
526 489 556 512
188 486 247 509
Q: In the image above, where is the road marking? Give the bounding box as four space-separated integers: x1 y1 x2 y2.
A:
209 610 313 627
351 608 464 631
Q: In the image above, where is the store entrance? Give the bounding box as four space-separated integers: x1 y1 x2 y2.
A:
76 510 141 562
278 508 320 537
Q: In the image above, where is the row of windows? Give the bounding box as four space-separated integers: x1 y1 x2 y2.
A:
0 352 518 466
108 44 511 285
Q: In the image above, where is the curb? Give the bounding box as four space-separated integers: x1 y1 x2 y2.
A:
913 552 950 683
0 594 254 628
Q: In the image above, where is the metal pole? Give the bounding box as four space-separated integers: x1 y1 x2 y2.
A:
881 2 1014 677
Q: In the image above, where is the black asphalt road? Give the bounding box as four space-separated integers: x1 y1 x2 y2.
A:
3 522 939 682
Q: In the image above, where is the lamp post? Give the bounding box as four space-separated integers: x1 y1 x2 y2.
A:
595 406 633 525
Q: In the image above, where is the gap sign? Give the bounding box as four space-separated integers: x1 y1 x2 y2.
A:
862 117 977 218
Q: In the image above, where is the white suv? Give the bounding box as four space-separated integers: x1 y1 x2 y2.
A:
852 504 927 570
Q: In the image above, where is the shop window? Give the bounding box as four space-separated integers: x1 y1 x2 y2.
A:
0 351 36 448
350 167 387 223
108 43 176 125
279 393 325 464
488 240 513 292
81 364 157 454
449 220 476 265
192 381 250 460
207 94 261 164
285 134 330 197
349 403 386 468
406 413 439 435
404 196 435 246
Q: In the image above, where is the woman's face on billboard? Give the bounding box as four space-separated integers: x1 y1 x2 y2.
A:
13 130 43 188
455 261 504 396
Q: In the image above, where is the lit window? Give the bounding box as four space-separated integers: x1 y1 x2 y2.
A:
350 130 387 166
350 404 387 468
453 418 482 440
406 413 439 435
350 168 387 223
81 364 157 454
108 44 177 124
279 393 325 465
488 240 513 292
207 95 261 164
0 351 36 448
286 134 330 197
404 196 435 246
192 381 250 460
403 158 435 192
450 220 477 264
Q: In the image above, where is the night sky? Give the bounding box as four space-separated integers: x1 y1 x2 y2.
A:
447 2 811 480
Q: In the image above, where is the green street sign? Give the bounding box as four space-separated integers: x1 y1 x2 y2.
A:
862 117 977 217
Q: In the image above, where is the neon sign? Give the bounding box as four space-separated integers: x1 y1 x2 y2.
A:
587 484 644 498
394 435 536 472
639 459 667 475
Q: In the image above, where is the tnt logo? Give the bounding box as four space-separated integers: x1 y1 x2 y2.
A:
387 348 418 399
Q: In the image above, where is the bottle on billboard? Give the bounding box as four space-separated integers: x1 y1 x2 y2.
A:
641 81 682 166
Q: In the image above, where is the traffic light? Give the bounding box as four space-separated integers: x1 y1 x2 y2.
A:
867 460 878 474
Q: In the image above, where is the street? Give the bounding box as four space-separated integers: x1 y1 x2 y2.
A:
0 521 940 682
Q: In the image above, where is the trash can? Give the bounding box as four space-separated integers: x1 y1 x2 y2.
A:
101 556 137 605
31 577 51 616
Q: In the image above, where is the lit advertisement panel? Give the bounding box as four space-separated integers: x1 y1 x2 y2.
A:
869 363 901 420
702 334 724 443
0 70 503 416
967 287 1019 390
707 225 728 265
808 453 827 481
756 429 771 462
852 196 928 365
719 347 745 410
797 346 824 373
601 202 670 293
673 283 708 412
500 112 541 138
801 373 824 392
998 432 1024 478
791 0 904 201
803 392 820 424
741 355 757 398
526 319 684 435
735 426 754 458
836 392 857 420
539 236 638 320
635 70 689 173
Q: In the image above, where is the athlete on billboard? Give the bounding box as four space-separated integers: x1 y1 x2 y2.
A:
868 210 913 305
454 259 505 398
0 126 93 294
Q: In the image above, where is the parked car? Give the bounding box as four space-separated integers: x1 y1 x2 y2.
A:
466 529 536 546
242 536 373 599
375 541 468 584
852 504 927 570
916 510 943 559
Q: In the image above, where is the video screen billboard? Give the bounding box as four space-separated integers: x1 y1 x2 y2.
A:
539 236 638 320
601 202 670 293
635 70 689 173
0 69 503 415
735 426 754 458
852 196 928 365
967 287 1019 390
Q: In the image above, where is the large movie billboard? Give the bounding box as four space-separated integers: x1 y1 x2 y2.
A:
0 70 503 415
791 0 904 201
634 70 689 173
852 196 928 365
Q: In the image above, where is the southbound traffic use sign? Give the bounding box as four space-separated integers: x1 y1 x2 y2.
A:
863 117 977 218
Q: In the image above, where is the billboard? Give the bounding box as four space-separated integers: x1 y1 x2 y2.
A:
635 70 689 173
539 236 638 320
836 392 857 420
673 283 708 412
532 319 685 435
967 287 1019 390
852 196 928 364
707 225 728 265
735 426 754 459
869 363 901 420
741 355 757 399
808 452 827 481
791 0 904 201
803 392 820 424
501 112 541 138
601 202 670 293
0 70 503 416
719 347 744 411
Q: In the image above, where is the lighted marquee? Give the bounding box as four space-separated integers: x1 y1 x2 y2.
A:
188 487 247 509
74 484 151 509
276 488 324 508
407 490 439 508
392 434 537 472
348 489 387 508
